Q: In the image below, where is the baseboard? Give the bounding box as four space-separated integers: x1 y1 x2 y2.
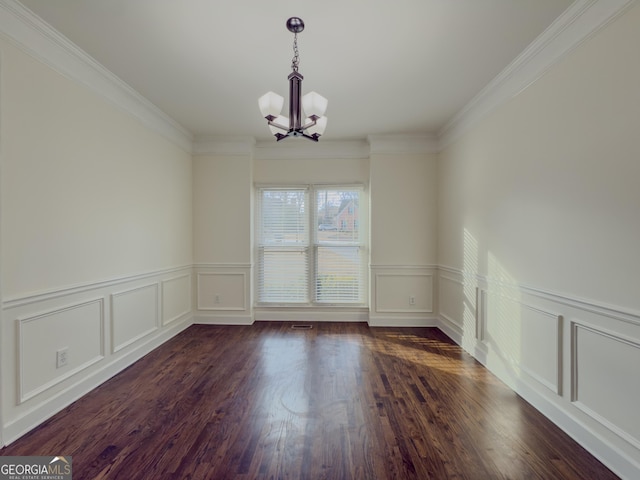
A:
436 315 463 343
2 315 193 446
193 313 254 325
368 315 439 328
253 309 369 323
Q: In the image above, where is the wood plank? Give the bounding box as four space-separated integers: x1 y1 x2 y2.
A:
1 323 619 479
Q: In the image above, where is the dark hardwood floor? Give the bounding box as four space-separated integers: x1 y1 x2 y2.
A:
1 322 618 479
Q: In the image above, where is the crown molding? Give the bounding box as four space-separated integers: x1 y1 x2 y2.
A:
368 134 439 155
0 0 193 152
438 0 637 150
196 135 440 159
4 0 634 156
253 138 370 160
192 136 256 156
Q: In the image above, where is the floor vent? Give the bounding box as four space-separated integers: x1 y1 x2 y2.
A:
291 324 313 330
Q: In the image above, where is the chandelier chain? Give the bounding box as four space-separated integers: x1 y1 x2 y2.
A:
291 32 300 72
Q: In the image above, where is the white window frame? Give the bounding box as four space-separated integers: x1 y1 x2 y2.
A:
255 183 368 307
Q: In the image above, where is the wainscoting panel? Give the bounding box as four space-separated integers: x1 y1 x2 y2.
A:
437 272 465 336
197 272 246 311
436 265 640 479
375 273 433 313
483 290 523 377
18 299 104 403
161 274 191 326
519 305 562 395
484 292 562 395
194 264 252 324
369 266 437 327
111 283 159 353
2 266 193 446
571 322 640 450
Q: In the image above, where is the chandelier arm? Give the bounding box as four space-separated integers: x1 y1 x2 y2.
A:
265 115 289 132
275 131 319 142
301 132 320 141
300 116 319 132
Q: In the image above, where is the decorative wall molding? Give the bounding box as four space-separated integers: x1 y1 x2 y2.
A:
437 263 640 478
520 283 640 327
520 305 563 396
17 298 105 403
192 136 256 156
480 287 563 395
0 0 193 152
368 134 439 155
2 265 192 310
374 273 433 314
161 274 192 326
571 321 640 451
369 265 436 327
253 139 370 160
194 264 252 326
193 263 252 269
436 273 464 331
472 344 640 480
439 273 464 286
3 316 191 446
3 265 194 447
437 265 640 327
476 287 486 341
437 265 464 276
196 272 247 311
438 0 637 150
110 283 160 353
2 0 635 158
370 264 439 270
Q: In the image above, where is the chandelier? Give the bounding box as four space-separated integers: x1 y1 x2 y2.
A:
258 17 328 142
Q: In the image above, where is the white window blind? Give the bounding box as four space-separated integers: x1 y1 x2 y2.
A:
314 188 365 304
257 188 309 303
257 185 366 306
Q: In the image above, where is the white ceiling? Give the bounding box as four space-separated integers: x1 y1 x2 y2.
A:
19 0 573 142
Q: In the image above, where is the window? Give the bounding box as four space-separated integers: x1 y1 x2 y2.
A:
257 185 366 305
257 188 309 303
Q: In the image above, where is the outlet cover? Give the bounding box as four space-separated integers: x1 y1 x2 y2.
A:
56 348 68 368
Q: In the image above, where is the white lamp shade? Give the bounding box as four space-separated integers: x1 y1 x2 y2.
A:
306 116 327 136
269 115 289 135
302 91 328 118
259 92 284 118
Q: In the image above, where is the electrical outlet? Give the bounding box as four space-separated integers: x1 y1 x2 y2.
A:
409 296 415 305
56 348 68 368
214 294 220 304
